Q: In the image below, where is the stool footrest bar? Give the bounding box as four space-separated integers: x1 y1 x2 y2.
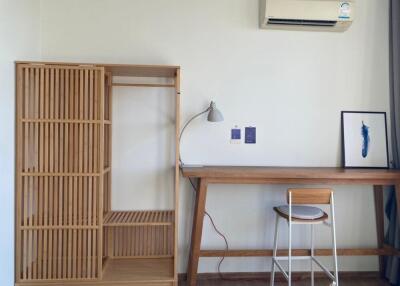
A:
272 258 289 280
200 247 396 257
312 257 336 281
275 256 312 260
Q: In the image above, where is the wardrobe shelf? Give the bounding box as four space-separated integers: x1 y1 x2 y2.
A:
102 257 174 283
103 210 174 227
20 225 99 230
21 118 103 123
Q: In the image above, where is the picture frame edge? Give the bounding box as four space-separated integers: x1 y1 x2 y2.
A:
341 110 389 169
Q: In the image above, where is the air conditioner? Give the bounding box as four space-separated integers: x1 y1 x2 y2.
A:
259 0 354 32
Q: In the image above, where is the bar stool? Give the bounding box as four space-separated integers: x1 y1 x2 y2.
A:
270 188 338 286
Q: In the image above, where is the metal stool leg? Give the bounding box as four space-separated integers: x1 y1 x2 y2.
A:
288 195 292 286
311 224 314 286
273 189 338 286
270 215 280 286
331 194 339 286
288 218 292 286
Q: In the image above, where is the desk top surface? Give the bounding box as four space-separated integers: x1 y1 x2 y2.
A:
181 166 400 181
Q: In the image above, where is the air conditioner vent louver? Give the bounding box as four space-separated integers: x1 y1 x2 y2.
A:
267 18 337 27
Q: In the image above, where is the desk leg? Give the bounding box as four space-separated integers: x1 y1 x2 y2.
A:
373 185 385 278
187 178 208 286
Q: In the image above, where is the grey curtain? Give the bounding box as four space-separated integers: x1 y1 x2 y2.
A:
386 0 400 285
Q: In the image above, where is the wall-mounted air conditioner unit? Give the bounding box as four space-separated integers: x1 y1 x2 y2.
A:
259 0 354 32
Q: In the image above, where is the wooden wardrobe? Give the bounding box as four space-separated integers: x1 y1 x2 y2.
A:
15 61 181 286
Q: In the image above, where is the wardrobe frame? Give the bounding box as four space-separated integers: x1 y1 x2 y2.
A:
15 61 181 286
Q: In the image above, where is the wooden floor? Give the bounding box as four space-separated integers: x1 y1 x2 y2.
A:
179 276 391 286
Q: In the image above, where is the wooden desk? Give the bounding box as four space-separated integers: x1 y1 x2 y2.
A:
181 166 400 286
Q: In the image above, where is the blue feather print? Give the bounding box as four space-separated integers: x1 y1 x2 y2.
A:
361 121 370 158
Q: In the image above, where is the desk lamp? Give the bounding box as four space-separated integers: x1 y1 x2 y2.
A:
179 101 224 165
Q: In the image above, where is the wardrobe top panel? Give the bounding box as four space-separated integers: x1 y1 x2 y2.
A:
16 61 180 78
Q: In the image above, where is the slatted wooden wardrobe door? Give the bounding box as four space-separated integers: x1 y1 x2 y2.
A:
16 63 105 282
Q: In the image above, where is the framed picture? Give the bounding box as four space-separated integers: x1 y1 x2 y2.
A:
341 111 389 168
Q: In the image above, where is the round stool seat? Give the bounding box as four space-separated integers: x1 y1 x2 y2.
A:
275 205 326 220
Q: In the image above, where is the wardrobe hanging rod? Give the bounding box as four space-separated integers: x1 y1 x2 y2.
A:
112 82 175 88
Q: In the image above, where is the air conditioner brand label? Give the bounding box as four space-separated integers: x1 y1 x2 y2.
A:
339 2 351 19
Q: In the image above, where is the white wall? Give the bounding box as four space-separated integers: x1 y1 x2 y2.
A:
39 0 390 274
0 1 41 285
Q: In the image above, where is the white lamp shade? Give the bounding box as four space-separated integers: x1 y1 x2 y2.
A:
207 101 224 122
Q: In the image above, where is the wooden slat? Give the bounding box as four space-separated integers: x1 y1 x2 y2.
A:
37 180 43 279
67 177 73 278
57 177 63 279
72 176 77 278
23 122 28 279
87 179 93 278
59 70 65 175
62 178 68 278
33 178 38 279
85 72 92 275
173 68 180 281
88 70 95 276
25 68 35 281
77 70 84 279
48 69 55 278
92 177 98 278
34 69 39 175
97 67 105 279
85 70 92 280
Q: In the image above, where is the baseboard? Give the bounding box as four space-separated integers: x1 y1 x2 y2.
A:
178 271 380 282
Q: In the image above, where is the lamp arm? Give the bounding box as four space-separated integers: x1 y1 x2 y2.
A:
179 107 211 165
